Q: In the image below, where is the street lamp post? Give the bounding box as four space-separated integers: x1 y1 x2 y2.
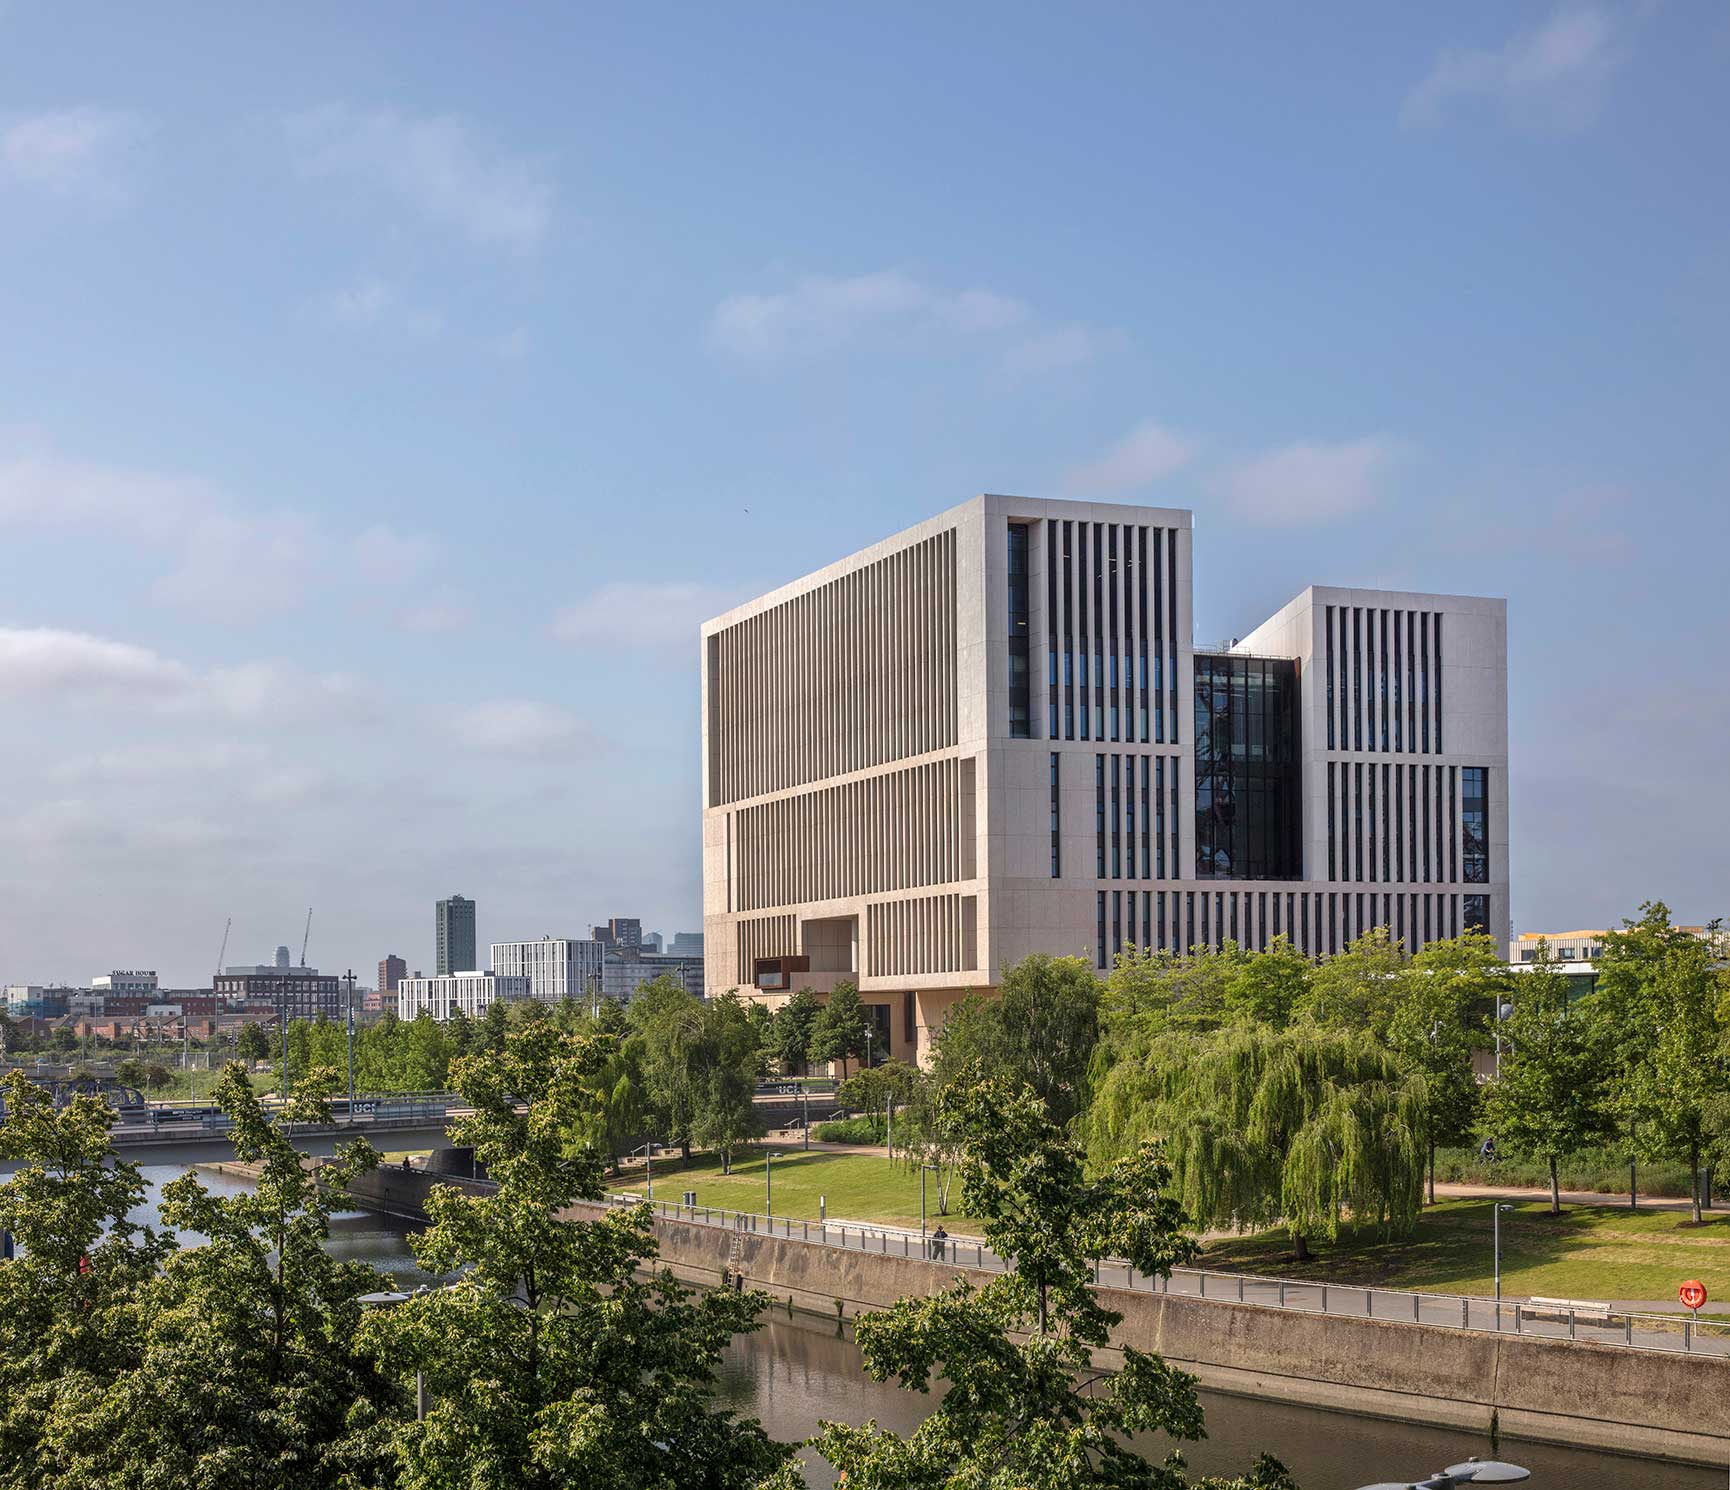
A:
802 1081 809 1151
358 1289 426 1420
766 1151 779 1218
1493 1000 1514 1079
1492 1202 1513 1324
345 969 356 1108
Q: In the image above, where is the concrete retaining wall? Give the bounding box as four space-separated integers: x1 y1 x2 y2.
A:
343 1170 1730 1469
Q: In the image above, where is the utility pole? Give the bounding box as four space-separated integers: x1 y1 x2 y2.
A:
346 969 356 1106
280 983 289 1102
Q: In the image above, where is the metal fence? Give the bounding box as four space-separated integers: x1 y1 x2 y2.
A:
608 1191 1730 1358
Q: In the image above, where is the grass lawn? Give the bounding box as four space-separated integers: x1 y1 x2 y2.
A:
1199 1199 1730 1302
609 1148 977 1232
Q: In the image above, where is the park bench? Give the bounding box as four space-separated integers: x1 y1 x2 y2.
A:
1524 1295 1615 1324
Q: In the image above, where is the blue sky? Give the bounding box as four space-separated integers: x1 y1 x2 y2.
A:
1 3 1725 986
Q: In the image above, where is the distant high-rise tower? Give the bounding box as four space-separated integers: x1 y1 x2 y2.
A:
599 917 642 951
378 954 407 996
435 896 477 976
275 945 292 969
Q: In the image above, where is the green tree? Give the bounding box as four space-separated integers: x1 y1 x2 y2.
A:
691 992 766 1173
1296 927 1406 1031
361 1022 788 1490
784 1072 1295 1490
141 1061 173 1091
1103 943 1245 1033
45 1064 394 1488
773 989 822 1076
235 1021 270 1065
286 1019 313 1083
744 999 776 1077
1483 948 1614 1215
0 1073 170 1488
1222 936 1310 1029
1386 933 1503 1203
1088 1024 1426 1259
403 1011 454 1091
992 953 1102 1129
809 981 871 1079
481 996 510 1054
113 1058 147 1090
629 976 707 1159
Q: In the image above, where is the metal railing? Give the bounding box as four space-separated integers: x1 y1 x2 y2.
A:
608 1191 1730 1358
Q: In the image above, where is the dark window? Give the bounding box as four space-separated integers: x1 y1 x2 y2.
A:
1463 893 1489 936
1126 886 1136 950
1047 523 1059 739
1097 892 1107 969
1392 611 1402 751
1107 526 1120 741
1327 762 1336 881
1094 523 1105 740
1140 756 1151 880
1354 762 1364 882
1007 522 1031 737
1407 611 1417 754
1352 608 1363 750
1111 754 1122 878
1167 530 1179 745
1193 654 1302 880
1137 527 1150 741
1063 523 1075 739
1325 605 1336 750
1049 752 1061 878
1112 890 1122 960
1435 614 1444 753
1151 528 1164 743
1462 766 1489 884
1382 763 1392 881
1077 524 1090 740
1420 612 1430 753
1186 891 1195 956
1380 609 1390 752
1095 754 1106 878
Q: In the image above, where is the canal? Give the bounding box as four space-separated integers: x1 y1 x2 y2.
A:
132 1167 1721 1489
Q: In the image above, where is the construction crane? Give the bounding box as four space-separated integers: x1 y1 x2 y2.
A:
300 908 312 966
215 917 231 978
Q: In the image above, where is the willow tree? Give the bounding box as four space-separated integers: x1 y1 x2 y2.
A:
1088 1025 1425 1259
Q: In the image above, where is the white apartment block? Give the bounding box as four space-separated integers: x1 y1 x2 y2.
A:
489 938 606 1004
397 970 531 1022
700 493 1509 1066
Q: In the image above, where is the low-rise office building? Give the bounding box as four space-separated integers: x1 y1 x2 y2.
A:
397 970 532 1021
214 964 345 1021
490 937 606 1004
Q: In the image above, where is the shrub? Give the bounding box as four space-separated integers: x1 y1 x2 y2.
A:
813 1116 885 1144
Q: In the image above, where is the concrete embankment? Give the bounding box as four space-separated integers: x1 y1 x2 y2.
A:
341 1168 1730 1469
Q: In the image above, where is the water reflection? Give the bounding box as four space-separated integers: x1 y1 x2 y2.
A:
129 1167 1721 1489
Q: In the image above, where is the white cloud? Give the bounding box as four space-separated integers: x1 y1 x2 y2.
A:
287 105 554 252
396 603 470 635
51 740 265 784
318 277 444 338
452 699 593 757
0 626 191 698
0 440 211 540
710 271 1029 359
1402 6 1621 132
0 438 441 622
0 626 365 723
353 523 438 583
0 106 146 204
1064 420 1196 495
551 581 750 656
1217 437 1404 527
1004 323 1121 375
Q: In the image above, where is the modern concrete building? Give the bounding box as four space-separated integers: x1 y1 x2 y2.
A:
701 493 1509 1065
490 937 606 1004
1510 925 1727 963
668 931 704 957
435 895 477 976
378 954 407 997
397 970 531 1022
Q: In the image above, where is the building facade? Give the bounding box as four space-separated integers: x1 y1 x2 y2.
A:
490 937 606 1004
701 493 1509 1065
600 947 705 1002
214 964 346 1021
591 917 642 951
435 895 477 975
397 970 532 1022
92 970 158 996
378 954 407 996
